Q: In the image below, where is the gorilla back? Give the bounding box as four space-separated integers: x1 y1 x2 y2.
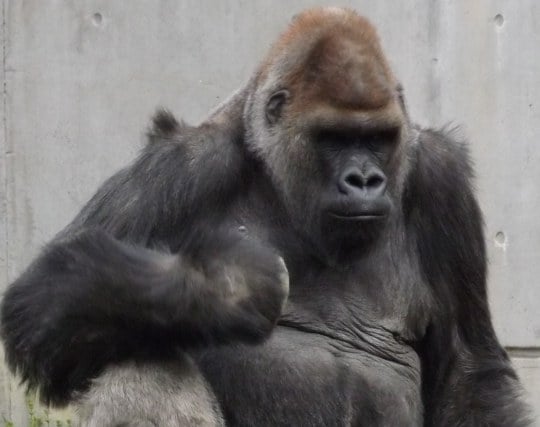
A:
0 7 532 427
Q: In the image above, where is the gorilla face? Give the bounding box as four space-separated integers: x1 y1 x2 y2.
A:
315 127 397 219
249 86 407 252
314 127 397 242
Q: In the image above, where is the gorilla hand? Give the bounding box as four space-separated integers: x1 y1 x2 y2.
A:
198 231 290 343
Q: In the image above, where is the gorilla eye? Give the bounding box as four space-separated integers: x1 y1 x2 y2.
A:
366 128 399 147
265 90 289 125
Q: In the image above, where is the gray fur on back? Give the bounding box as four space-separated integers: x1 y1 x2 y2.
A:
77 355 224 427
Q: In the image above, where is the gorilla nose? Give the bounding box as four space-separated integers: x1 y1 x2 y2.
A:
338 167 387 198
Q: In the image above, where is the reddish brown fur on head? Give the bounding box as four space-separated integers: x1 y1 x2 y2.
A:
242 8 409 249
258 7 399 117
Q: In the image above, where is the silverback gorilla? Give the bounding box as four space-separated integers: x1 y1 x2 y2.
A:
0 7 532 427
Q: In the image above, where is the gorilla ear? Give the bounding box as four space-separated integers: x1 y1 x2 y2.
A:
265 90 289 125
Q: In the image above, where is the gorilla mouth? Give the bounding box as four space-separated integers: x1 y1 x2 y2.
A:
324 197 392 223
329 212 387 221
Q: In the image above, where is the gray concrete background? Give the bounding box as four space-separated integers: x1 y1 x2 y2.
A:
0 0 538 424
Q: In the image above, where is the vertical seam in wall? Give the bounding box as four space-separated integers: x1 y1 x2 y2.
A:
1 0 11 420
426 1 442 125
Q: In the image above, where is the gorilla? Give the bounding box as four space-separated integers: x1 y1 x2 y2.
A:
0 7 532 427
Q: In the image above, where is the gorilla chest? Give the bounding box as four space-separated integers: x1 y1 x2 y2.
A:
199 326 423 427
217 214 429 425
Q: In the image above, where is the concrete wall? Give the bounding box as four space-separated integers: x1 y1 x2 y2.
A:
0 0 538 424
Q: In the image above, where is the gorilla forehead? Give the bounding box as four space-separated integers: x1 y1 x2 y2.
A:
258 7 397 112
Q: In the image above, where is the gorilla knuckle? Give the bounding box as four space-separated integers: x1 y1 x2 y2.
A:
214 239 288 327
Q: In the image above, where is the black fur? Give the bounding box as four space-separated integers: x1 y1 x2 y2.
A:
408 130 529 426
148 108 185 141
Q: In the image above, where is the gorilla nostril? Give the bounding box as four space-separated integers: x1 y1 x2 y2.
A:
367 174 385 189
345 173 364 189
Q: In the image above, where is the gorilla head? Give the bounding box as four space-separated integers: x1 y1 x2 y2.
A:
244 8 411 252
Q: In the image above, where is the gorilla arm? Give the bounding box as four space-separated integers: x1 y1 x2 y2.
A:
0 90 288 407
409 129 531 426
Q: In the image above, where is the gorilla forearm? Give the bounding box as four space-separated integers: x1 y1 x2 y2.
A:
1 226 287 405
410 128 532 425
433 348 530 426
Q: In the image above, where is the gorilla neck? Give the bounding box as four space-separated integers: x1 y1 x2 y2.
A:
320 223 389 264
278 211 430 347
